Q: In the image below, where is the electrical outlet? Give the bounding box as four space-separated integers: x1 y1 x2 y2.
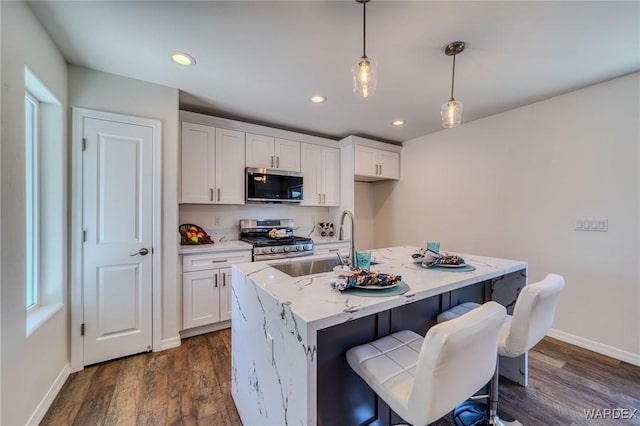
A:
214 216 221 226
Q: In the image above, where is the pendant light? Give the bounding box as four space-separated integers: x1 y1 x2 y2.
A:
441 41 466 128
352 0 377 98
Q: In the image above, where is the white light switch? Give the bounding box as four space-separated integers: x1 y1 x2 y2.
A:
576 217 608 232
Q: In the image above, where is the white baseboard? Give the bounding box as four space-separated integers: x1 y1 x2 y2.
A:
160 336 181 351
547 328 640 367
179 320 231 339
26 363 70 426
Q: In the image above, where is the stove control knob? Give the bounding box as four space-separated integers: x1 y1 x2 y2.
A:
304 244 313 251
274 246 283 253
284 246 291 252
293 245 301 251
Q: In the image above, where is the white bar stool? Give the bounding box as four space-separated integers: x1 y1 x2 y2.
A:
437 273 565 426
346 301 507 425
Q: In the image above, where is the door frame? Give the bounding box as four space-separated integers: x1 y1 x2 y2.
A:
70 107 162 372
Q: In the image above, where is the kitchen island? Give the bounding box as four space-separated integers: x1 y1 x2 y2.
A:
231 247 527 426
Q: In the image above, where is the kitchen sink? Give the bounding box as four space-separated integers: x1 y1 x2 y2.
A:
270 257 343 277
270 257 381 277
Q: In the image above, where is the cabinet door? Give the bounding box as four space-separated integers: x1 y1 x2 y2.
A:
378 150 400 180
321 146 340 206
274 138 301 172
300 143 322 206
215 128 245 204
219 267 233 322
183 270 220 329
354 145 378 177
246 133 275 168
181 122 216 203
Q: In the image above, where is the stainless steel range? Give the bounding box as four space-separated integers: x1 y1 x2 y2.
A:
240 219 314 261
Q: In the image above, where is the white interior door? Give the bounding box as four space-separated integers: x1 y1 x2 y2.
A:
82 117 153 366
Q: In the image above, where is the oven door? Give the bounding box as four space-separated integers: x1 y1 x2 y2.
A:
246 168 303 203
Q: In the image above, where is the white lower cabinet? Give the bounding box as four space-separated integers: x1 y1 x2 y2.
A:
182 250 251 330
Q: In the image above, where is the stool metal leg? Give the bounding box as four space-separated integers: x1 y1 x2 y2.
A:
488 356 523 426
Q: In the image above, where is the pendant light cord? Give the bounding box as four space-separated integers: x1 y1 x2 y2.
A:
450 54 456 100
362 1 367 57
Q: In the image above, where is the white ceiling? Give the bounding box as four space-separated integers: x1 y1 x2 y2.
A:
28 1 640 143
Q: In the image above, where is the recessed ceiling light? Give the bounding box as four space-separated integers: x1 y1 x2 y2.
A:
170 51 196 66
310 95 327 103
392 120 406 126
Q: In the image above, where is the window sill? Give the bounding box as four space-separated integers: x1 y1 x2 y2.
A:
27 303 64 336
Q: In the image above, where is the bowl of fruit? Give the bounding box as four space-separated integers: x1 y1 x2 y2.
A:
179 224 214 245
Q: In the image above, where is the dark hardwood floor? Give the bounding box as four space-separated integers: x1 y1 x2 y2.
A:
41 330 640 425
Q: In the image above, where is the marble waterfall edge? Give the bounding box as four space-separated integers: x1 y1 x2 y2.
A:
231 269 315 426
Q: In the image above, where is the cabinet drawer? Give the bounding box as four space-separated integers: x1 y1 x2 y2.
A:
183 250 251 272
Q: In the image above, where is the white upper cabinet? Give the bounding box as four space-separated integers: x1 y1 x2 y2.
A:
274 138 301 172
215 128 245 204
377 149 400 180
246 133 300 172
245 133 274 168
180 122 245 204
301 143 340 206
354 144 400 181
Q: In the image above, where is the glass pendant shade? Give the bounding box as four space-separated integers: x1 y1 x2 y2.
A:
353 56 377 98
441 99 463 128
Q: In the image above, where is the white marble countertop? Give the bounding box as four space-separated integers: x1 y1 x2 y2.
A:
179 240 252 255
234 246 527 330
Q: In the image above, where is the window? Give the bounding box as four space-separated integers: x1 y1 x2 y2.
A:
25 91 40 310
24 67 65 335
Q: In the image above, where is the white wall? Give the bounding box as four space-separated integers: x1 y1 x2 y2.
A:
1 2 69 424
374 73 640 360
68 66 180 342
354 182 375 250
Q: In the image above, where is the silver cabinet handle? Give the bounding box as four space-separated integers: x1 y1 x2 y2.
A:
276 156 280 168
222 273 227 287
322 194 326 204
210 188 214 201
380 164 383 175
217 188 221 201
318 194 321 204
270 155 274 168
214 274 218 288
130 248 149 256
211 259 228 263
328 248 339 252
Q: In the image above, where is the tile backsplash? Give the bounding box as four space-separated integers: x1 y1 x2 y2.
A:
179 204 333 243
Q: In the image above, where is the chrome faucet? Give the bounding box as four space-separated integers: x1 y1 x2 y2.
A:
339 209 355 266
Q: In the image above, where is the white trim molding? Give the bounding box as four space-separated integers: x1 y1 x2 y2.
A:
160 336 182 351
26 363 70 426
548 328 640 367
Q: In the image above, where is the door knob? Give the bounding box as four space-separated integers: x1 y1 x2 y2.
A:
130 248 149 256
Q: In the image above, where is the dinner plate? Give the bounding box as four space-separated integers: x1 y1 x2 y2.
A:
432 263 467 268
354 282 400 290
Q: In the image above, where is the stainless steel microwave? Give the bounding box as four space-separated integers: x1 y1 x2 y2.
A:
246 167 303 203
